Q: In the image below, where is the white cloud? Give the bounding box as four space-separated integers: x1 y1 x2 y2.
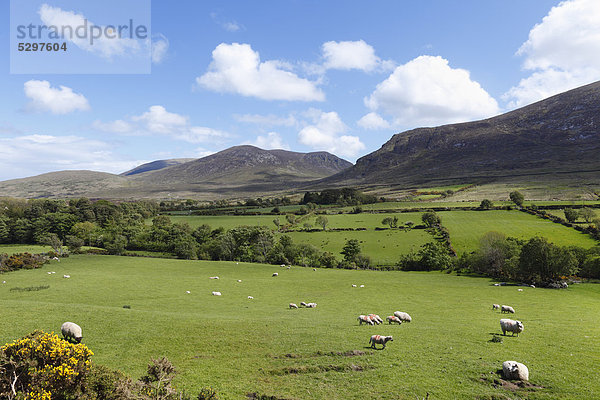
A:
322 40 393 72
504 0 600 108
24 80 90 114
38 4 142 59
365 55 500 127
197 43 325 101
94 105 228 144
357 112 391 130
298 109 365 157
234 113 297 127
152 34 169 64
223 22 242 32
0 134 139 180
248 132 290 150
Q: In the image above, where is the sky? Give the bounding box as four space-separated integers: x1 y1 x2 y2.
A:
1 0 600 181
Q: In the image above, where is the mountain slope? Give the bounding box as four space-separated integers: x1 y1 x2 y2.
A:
324 81 600 187
131 145 352 189
121 158 195 176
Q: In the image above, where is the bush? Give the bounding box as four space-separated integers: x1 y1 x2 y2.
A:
0 252 46 272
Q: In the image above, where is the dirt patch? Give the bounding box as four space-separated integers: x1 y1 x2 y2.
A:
246 393 295 400
480 372 544 393
269 363 372 375
274 350 368 359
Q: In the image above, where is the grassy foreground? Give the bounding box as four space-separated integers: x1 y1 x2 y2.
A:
1 255 599 399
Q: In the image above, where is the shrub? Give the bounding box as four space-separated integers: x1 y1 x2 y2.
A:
0 252 46 273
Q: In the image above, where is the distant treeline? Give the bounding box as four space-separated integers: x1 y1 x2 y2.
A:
301 188 379 206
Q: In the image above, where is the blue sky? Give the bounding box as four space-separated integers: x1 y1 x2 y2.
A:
1 0 599 181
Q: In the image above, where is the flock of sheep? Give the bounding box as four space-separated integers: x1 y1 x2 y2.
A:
492 304 525 336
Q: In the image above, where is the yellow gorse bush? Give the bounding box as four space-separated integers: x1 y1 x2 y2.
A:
1 330 93 399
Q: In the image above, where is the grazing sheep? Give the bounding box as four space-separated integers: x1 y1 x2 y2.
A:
212 291 222 296
248 296 254 299
501 305 515 314
352 284 357 287
369 335 393 349
500 319 524 336
272 273 279 277
280 264 286 267
237 280 242 283
386 315 402 325
61 322 82 343
494 283 500 286
289 303 298 309
368 314 383 324
492 304 500 310
286 266 291 270
209 276 219 280
185 291 191 294
306 302 317 308
359 285 365 288
517 288 523 292
394 311 412 322
358 315 374 325
63 275 71 279
300 301 307 307
313 268 316 271
2 281 5 284
502 361 529 381
47 272 52 275
530 285 535 288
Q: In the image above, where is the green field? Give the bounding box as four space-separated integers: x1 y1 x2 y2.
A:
1 255 599 399
0 244 53 254
441 210 598 254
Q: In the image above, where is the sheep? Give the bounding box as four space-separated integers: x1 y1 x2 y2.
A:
386 315 402 325
237 280 242 283
394 311 412 322
286 266 291 270
248 296 254 299
185 291 191 294
492 304 500 310
47 272 52 275
369 334 393 349
517 288 523 292
530 285 535 288
358 315 374 325
300 302 307 307
289 303 298 309
368 314 383 324
280 264 286 267
63 275 71 279
272 273 279 277
494 283 500 286
313 268 316 271
212 291 222 296
500 319 524 336
306 302 317 308
359 284 365 288
61 322 82 343
209 276 219 280
501 305 515 314
352 284 357 288
502 361 529 381
2 281 6 284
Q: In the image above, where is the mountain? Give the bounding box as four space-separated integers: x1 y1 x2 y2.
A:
324 81 600 188
0 146 352 199
121 158 195 176
129 146 352 191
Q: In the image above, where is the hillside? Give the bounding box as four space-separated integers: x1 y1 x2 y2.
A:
324 81 600 188
121 158 195 176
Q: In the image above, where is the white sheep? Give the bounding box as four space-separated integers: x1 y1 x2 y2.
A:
517 288 523 292
185 291 191 294
501 305 515 314
369 334 393 349
289 303 298 309
280 264 286 267
352 284 357 287
368 314 383 325
63 275 71 279
393 311 412 322
237 280 242 283
359 284 365 288
2 281 6 284
530 285 535 288
386 315 402 325
306 302 317 308
358 315 374 325
248 296 254 299
502 361 529 381
313 268 316 271
212 291 222 296
272 273 278 277
209 276 219 280
61 321 82 343
492 304 500 310
286 266 291 270
500 319 524 336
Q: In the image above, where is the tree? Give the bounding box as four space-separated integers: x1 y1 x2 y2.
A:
564 208 579 223
517 237 578 283
40 233 64 255
303 222 313 230
421 211 441 227
315 215 329 230
509 191 525 207
479 199 493 210
382 216 399 228
272 218 280 230
580 208 595 223
341 239 361 263
404 221 414 232
0 216 9 243
66 235 84 253
285 214 297 226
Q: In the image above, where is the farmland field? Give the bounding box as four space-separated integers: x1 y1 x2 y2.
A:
1 255 599 399
440 210 599 254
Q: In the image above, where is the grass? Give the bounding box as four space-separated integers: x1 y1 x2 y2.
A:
441 210 599 254
0 244 52 254
1 255 599 399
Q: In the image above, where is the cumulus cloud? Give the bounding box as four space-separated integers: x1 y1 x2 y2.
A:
0 134 139 180
196 43 324 101
152 34 169 64
247 132 290 150
357 112 391 130
38 4 142 59
234 113 297 127
94 105 228 144
364 55 500 127
504 0 600 108
298 109 365 157
24 80 90 114
322 40 393 72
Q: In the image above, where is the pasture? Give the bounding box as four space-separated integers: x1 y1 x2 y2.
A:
1 255 599 399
